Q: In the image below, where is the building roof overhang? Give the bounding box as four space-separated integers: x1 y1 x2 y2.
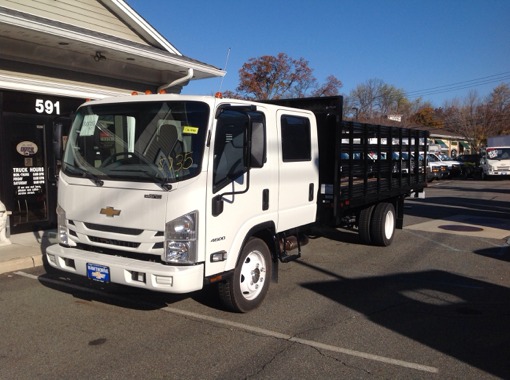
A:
0 4 225 94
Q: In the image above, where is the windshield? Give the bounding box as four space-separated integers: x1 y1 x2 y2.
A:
487 147 510 160
63 101 210 184
436 153 454 161
427 154 439 162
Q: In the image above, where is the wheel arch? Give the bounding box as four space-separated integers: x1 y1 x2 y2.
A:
227 221 278 269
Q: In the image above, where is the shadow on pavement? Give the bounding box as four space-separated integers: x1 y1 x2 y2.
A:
37 269 223 312
298 261 510 378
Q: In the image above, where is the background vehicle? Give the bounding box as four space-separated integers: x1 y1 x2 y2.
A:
480 136 510 179
46 94 427 312
457 154 481 178
429 152 462 178
425 154 447 181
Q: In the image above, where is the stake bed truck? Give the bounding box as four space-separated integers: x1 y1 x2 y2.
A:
46 94 428 312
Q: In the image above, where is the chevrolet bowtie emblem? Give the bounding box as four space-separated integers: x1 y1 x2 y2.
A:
100 206 121 217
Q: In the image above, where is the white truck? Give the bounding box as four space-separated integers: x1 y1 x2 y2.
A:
480 135 510 179
46 94 428 312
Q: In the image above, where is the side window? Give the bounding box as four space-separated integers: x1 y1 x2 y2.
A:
213 110 248 193
281 115 311 162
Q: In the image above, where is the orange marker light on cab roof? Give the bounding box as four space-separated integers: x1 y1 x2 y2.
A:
144 90 152 95
215 92 223 99
131 91 139 96
158 89 167 94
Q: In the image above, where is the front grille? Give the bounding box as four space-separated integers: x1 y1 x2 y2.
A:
84 222 143 235
68 220 164 254
76 243 161 263
89 235 141 248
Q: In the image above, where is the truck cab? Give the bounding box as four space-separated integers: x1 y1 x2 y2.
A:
46 94 318 312
480 146 510 179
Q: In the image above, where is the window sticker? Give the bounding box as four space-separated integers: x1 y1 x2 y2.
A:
487 149 498 159
80 115 99 136
183 126 199 134
16 141 38 156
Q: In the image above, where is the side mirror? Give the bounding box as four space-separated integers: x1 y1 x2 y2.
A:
250 121 266 168
212 195 224 217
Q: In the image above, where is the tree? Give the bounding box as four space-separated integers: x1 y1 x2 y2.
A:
486 84 510 135
346 78 407 122
232 53 342 100
311 75 344 97
410 106 444 128
441 91 496 151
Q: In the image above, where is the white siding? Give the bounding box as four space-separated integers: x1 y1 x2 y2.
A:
0 0 148 45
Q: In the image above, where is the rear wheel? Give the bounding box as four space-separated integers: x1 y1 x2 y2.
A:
370 202 396 246
358 205 375 245
218 237 271 312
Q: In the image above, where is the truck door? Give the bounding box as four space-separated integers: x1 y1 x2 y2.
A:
276 110 318 231
205 107 277 276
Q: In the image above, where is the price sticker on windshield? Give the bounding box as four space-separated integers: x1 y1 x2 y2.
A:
487 149 498 159
81 115 99 136
183 126 199 134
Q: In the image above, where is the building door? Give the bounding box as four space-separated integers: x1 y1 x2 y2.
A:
2 114 56 233
0 91 83 234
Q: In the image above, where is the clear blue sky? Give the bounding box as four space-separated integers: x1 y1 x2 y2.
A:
126 0 510 107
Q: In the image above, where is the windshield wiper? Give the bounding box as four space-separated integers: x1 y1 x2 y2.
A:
65 162 173 191
64 163 105 187
113 168 173 191
143 169 173 191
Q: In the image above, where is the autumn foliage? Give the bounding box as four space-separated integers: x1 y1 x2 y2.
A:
230 53 342 100
226 53 510 147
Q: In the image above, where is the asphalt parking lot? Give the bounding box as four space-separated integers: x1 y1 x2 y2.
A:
1 178 509 379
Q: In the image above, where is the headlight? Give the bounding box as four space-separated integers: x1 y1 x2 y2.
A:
163 211 198 264
56 204 70 246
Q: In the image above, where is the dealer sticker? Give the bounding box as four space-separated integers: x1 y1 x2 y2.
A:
183 126 198 134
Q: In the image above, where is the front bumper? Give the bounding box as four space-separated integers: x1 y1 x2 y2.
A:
46 244 204 294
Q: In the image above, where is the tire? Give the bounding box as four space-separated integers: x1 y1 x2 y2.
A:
218 237 271 312
358 205 375 245
370 202 396 247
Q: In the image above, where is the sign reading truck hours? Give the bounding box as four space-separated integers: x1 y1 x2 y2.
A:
13 167 45 196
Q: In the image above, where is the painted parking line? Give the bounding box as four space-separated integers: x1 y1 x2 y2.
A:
405 214 510 240
15 271 438 374
159 307 438 373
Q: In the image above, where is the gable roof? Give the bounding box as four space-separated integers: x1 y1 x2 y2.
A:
104 0 182 55
0 0 225 97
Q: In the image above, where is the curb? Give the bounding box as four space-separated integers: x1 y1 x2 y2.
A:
0 254 43 275
0 229 55 276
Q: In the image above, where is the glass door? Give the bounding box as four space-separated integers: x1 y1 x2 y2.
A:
3 114 54 233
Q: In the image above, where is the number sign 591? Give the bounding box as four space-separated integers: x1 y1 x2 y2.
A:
35 99 60 115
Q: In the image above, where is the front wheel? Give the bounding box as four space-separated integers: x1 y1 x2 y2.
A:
218 237 271 312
